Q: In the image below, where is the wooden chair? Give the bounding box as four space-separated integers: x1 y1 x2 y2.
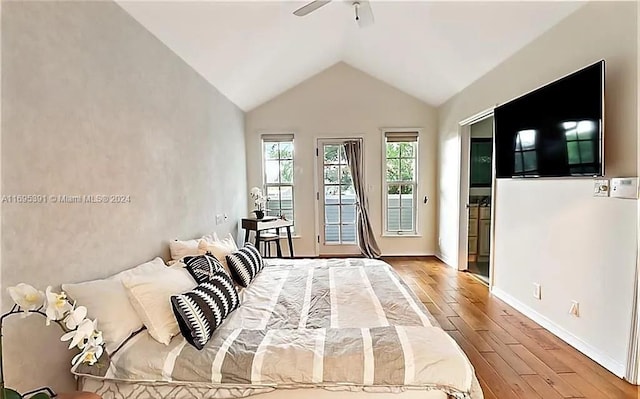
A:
257 232 281 258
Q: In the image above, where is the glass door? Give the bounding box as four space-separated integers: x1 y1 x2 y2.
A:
316 139 359 255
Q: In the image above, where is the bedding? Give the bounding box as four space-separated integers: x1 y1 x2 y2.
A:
199 233 238 276
172 271 241 349
182 253 227 284
62 257 167 354
75 258 482 399
225 243 264 287
121 264 197 345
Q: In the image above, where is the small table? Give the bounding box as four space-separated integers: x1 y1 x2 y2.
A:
241 217 294 258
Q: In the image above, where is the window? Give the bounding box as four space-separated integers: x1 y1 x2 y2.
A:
513 129 538 175
262 135 294 225
384 131 418 235
470 138 492 188
563 120 599 174
321 142 356 244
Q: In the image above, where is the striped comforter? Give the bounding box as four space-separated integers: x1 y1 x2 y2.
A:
74 258 482 399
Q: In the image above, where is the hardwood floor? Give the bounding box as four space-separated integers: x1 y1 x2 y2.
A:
385 257 639 399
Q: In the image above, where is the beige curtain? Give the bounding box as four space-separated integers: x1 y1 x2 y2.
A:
343 141 381 259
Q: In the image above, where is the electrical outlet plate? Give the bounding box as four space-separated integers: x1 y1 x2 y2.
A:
533 283 541 300
216 214 224 225
593 179 609 197
569 301 580 317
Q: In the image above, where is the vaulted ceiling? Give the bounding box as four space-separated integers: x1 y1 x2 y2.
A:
118 1 584 111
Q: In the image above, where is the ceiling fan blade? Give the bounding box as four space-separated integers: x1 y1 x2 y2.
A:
293 0 332 16
356 0 374 27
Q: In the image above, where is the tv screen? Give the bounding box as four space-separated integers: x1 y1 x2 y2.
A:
494 61 604 178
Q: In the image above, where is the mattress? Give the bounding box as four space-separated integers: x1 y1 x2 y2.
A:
75 258 483 399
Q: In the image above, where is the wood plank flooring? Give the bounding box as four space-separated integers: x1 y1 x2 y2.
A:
385 257 639 399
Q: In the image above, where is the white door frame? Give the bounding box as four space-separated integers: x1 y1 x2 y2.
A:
314 137 363 256
457 108 496 287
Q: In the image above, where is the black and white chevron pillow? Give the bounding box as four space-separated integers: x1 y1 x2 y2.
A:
225 243 264 287
171 271 240 350
183 253 226 284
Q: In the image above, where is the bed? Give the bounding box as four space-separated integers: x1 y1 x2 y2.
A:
74 258 483 399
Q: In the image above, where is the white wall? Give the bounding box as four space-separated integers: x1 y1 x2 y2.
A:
246 62 437 256
437 1 637 376
2 1 246 392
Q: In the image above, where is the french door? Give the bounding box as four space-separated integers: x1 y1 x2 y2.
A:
316 139 360 255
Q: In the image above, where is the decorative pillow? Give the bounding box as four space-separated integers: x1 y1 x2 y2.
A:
171 271 240 350
182 253 226 284
198 234 238 277
169 239 204 261
225 243 264 287
62 257 167 354
121 264 197 345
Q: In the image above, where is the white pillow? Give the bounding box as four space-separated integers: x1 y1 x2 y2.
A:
121 264 196 345
198 233 238 276
169 239 204 261
62 257 167 354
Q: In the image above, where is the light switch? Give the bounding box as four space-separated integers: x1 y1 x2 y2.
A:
593 179 609 197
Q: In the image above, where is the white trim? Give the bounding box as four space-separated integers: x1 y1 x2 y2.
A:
435 252 456 268
260 133 296 229
381 128 422 236
381 233 422 238
457 111 496 290
491 286 626 378
315 136 364 256
629 5 640 383
382 251 434 257
458 107 495 127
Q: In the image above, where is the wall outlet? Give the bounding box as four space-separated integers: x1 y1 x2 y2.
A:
533 283 541 300
593 179 610 197
216 214 224 225
569 301 580 317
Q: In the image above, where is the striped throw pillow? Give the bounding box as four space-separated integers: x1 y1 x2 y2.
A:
171 271 240 350
225 243 264 287
183 253 226 284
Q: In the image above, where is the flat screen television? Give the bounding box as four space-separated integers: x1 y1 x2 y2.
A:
494 60 604 178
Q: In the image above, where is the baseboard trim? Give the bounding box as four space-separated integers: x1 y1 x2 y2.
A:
435 252 456 268
491 286 626 378
381 252 434 257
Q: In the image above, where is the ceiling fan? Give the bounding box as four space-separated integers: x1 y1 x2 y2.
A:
293 0 375 28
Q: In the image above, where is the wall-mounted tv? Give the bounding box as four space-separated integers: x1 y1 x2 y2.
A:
494 60 604 178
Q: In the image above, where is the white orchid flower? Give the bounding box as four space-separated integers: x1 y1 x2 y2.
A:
60 318 95 349
72 342 104 366
7 284 44 316
44 286 73 325
79 328 103 350
63 305 87 330
250 187 262 196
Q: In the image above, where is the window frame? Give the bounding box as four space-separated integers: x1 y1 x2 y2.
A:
261 134 295 232
381 129 420 237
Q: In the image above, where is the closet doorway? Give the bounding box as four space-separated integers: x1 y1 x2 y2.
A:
458 112 495 285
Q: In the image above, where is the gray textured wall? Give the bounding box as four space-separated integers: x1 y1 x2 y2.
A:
2 1 246 392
